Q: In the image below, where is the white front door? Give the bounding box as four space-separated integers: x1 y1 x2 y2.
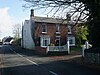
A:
55 36 60 46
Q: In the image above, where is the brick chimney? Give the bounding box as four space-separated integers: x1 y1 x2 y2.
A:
30 9 34 17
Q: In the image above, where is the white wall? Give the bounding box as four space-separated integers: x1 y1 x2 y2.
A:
22 18 35 49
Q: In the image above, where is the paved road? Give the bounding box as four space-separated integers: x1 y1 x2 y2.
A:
0 45 100 75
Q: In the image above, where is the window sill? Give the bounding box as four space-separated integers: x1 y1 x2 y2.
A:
56 32 60 34
42 32 47 34
68 32 72 34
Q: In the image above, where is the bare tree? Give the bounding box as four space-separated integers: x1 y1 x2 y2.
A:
23 0 89 24
22 0 100 47
13 24 21 40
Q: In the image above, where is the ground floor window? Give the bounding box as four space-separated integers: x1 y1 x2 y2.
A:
40 36 50 47
67 36 75 46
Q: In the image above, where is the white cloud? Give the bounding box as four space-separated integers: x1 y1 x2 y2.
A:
0 7 15 39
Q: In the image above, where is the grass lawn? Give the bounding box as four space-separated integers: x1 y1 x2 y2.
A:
70 46 82 55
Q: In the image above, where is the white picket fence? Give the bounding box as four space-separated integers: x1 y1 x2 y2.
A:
46 40 70 54
47 46 66 51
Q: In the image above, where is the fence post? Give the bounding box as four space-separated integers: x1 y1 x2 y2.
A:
67 40 70 54
46 46 49 53
82 41 89 57
85 41 89 49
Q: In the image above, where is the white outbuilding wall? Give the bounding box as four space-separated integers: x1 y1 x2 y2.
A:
22 19 35 49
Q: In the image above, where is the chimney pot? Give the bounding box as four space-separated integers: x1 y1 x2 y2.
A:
30 9 34 17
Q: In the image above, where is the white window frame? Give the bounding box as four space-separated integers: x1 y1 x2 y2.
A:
68 26 72 34
67 36 75 46
56 24 60 33
41 23 47 33
41 36 50 47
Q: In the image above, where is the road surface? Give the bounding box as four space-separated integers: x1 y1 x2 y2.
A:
0 45 100 75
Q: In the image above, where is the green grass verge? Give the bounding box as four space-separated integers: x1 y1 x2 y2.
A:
70 46 82 53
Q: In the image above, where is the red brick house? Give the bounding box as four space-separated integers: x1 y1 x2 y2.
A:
32 11 75 48
22 9 76 51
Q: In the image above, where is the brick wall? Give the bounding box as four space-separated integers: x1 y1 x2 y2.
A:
34 22 76 46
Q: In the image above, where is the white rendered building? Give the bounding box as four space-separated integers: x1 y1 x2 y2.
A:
21 9 35 49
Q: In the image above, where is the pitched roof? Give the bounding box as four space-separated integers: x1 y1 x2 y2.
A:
32 16 67 24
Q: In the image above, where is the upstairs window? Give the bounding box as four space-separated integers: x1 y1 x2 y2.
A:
42 23 47 33
68 26 72 34
56 24 60 33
